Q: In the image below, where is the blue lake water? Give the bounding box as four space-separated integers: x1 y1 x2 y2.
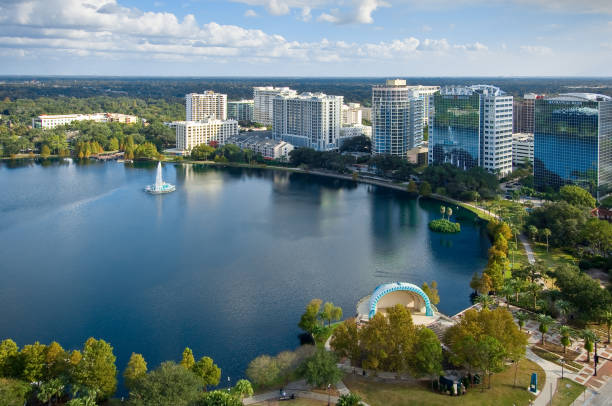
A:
0 159 490 393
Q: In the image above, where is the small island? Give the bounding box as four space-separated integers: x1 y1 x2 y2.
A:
429 205 461 233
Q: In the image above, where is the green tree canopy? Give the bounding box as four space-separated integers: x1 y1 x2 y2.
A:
192 356 221 390
297 348 342 388
73 337 117 400
123 353 147 390
128 361 203 406
559 185 596 208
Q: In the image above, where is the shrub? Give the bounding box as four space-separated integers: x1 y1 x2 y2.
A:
428 219 461 233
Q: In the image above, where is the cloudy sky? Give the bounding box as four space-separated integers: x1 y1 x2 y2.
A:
0 0 610 76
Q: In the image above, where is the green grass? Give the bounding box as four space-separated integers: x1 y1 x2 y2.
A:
551 378 585 406
531 347 581 372
343 359 545 406
530 243 577 270
254 399 329 405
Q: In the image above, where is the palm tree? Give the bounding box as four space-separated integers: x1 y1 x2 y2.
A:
559 326 573 354
528 225 538 242
542 228 552 252
527 282 542 311
516 311 529 331
555 300 571 323
498 282 515 307
440 205 446 219
581 329 597 363
602 309 612 344
537 314 554 345
475 294 495 310
510 225 520 268
446 207 453 221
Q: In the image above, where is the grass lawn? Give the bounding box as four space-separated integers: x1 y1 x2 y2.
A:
253 399 329 406
551 378 585 406
343 359 545 406
530 243 577 270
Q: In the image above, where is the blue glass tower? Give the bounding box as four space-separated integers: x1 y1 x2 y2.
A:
534 93 612 197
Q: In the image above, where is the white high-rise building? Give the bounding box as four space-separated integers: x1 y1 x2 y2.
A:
174 118 238 152
512 133 534 166
341 103 363 125
405 85 440 126
372 79 424 157
186 91 227 121
253 87 297 125
272 92 343 151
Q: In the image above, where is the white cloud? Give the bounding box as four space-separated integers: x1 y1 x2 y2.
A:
422 24 432 32
316 0 389 24
0 0 494 70
244 9 258 17
300 7 311 22
521 45 553 56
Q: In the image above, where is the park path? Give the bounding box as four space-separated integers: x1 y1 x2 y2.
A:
519 234 536 264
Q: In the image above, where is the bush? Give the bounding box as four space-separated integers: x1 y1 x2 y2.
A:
428 219 461 233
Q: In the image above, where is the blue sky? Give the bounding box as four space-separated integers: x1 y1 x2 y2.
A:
0 0 610 76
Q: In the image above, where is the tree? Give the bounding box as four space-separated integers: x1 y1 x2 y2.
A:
422 281 440 306
581 218 612 257
515 312 528 331
196 390 242 406
230 379 253 400
559 185 596 208
330 319 360 363
559 326 573 354
20 341 47 383
298 299 323 336
581 330 596 363
321 302 342 327
40 144 51 157
498 281 514 307
527 283 543 311
470 272 481 294
109 137 119 151
0 339 20 377
134 142 159 160
418 181 432 197
479 273 493 295
475 294 494 310
556 300 571 323
191 144 216 161
298 348 342 388
473 336 507 389
440 205 446 219
192 356 221 391
246 355 279 387
37 378 65 406
542 228 551 252
123 353 147 390
603 309 612 344
410 327 443 390
128 361 203 406
446 207 453 220
337 393 364 406
528 225 538 242
45 341 68 380
73 337 117 401
537 314 554 345
181 348 195 370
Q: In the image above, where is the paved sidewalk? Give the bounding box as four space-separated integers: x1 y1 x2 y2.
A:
519 234 536 264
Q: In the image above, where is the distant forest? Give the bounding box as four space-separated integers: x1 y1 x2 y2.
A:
1 77 611 108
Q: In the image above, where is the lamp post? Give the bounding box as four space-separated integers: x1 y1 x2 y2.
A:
227 376 231 392
561 359 565 380
327 383 331 406
594 340 598 377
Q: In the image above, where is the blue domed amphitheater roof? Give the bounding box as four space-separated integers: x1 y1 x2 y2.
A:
368 282 434 319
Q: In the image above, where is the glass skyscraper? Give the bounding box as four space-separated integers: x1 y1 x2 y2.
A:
428 85 513 175
534 93 612 197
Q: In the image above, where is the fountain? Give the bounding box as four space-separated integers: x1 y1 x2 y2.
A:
145 162 176 194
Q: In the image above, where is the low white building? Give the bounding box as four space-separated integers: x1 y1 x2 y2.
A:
174 119 239 152
339 124 372 148
228 134 294 161
512 133 534 166
32 113 139 129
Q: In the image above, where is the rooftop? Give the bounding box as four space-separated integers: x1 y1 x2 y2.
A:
548 93 611 102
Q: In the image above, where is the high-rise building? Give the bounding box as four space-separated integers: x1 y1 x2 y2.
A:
428 85 513 176
406 85 440 126
534 93 612 197
272 92 343 151
342 103 363 125
372 79 423 157
253 87 297 125
186 91 227 121
174 118 238 152
512 133 534 166
227 100 254 122
512 93 541 133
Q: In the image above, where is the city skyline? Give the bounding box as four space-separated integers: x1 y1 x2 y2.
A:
0 0 611 77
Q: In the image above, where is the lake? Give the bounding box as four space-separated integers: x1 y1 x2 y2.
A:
0 159 490 392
